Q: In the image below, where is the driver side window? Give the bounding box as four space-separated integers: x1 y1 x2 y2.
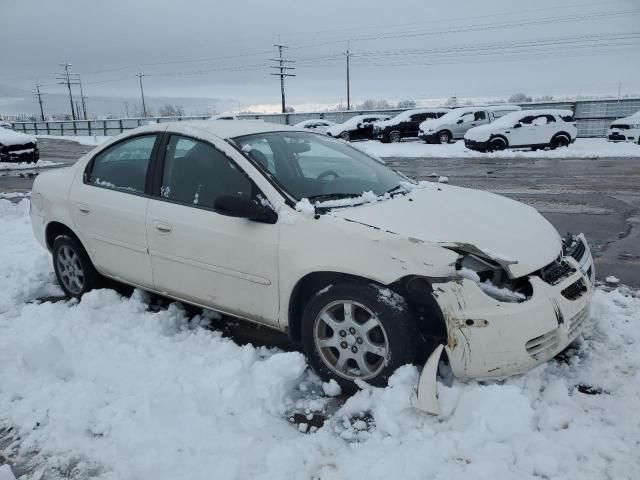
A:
160 135 253 209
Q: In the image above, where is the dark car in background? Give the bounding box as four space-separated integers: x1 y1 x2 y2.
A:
0 126 39 163
325 114 390 141
373 108 450 143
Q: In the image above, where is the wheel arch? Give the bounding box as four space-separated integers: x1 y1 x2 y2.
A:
489 134 509 147
286 271 447 348
45 221 81 252
552 131 571 141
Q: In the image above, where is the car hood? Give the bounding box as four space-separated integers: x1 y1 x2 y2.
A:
610 114 640 128
465 124 499 141
418 118 443 131
326 124 348 136
329 184 561 278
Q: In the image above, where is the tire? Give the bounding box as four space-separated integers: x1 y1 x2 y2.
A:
340 132 351 141
389 130 402 143
301 282 419 393
550 134 570 149
52 235 103 299
436 130 451 144
488 136 507 151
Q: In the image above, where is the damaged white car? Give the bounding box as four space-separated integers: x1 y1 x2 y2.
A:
30 121 594 412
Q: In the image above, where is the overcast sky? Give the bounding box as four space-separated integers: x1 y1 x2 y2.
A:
1 0 639 114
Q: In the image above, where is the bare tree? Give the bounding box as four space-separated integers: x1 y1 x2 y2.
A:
508 93 532 103
396 99 416 108
284 106 295 113
358 99 392 110
159 104 185 117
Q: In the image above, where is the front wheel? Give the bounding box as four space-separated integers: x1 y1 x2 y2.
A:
436 130 451 144
340 131 351 141
301 283 419 393
53 235 103 299
389 130 402 143
488 136 507 151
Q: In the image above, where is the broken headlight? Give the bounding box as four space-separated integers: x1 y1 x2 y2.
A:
455 253 532 303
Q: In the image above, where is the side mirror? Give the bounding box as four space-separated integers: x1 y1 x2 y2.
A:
214 195 278 224
357 123 363 128
456 119 464 124
513 123 522 129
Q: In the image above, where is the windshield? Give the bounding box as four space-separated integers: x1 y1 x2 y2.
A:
232 131 405 202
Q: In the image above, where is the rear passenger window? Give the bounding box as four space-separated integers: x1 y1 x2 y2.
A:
474 111 487 121
410 113 428 122
560 115 575 122
88 135 157 194
160 135 252 209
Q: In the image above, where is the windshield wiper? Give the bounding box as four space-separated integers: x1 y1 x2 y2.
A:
306 193 360 203
386 184 408 196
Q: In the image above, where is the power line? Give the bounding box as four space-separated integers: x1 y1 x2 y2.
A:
270 44 296 114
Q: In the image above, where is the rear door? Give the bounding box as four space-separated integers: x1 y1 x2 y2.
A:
69 133 161 288
146 134 280 323
407 113 429 137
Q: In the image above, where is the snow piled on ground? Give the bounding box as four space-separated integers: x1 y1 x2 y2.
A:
1 198 639 479
36 135 110 146
0 160 62 171
354 138 640 159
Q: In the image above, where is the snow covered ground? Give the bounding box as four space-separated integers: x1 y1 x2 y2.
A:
0 160 62 171
1 198 639 479
354 138 640 159
36 135 111 146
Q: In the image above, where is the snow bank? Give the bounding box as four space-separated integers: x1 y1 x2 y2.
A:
36 135 111 146
354 138 640 159
1 199 639 479
0 160 62 171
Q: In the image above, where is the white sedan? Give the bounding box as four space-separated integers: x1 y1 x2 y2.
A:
30 121 594 409
293 119 336 134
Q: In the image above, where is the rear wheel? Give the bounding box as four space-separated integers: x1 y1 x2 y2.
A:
488 136 507 151
550 134 570 149
340 132 351 141
301 283 418 393
52 236 103 299
389 130 402 143
436 130 451 144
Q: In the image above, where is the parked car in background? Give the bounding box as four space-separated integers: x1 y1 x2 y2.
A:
0 121 13 130
0 127 39 163
30 120 594 401
326 114 390 141
208 114 237 120
373 108 450 143
465 109 577 152
607 111 640 144
294 119 336 134
419 105 521 144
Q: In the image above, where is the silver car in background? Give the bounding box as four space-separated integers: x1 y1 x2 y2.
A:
419 105 521 144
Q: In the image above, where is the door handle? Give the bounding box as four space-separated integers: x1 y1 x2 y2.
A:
154 221 172 234
77 204 91 215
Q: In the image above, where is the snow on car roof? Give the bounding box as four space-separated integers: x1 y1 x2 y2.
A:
293 119 335 127
489 109 574 128
167 120 301 140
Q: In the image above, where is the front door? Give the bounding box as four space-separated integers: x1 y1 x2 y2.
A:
146 134 280 324
69 134 160 288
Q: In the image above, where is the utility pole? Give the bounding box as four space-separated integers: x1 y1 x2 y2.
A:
136 72 147 117
344 41 351 111
270 44 295 114
124 101 130 117
34 83 45 121
56 62 76 120
77 76 88 120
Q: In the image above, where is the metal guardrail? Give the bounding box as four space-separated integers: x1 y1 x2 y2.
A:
10 98 640 138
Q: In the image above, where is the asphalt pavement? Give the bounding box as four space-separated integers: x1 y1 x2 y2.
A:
2 137 639 287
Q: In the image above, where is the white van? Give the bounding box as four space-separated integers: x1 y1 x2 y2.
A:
607 111 640 144
465 109 578 152
419 105 521 144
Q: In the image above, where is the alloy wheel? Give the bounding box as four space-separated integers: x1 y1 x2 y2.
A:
56 245 85 294
313 300 389 380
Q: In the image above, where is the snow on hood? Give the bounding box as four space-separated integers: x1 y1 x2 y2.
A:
610 112 640 127
0 128 36 146
329 184 561 278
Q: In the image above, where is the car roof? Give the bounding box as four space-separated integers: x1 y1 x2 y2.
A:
167 120 299 140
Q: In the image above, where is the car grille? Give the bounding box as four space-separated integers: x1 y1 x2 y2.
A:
610 124 630 129
561 278 588 301
525 329 559 359
568 305 589 338
539 259 575 285
608 134 627 141
565 236 586 262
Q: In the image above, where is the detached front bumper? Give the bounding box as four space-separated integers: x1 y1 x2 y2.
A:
431 235 595 380
0 146 39 163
